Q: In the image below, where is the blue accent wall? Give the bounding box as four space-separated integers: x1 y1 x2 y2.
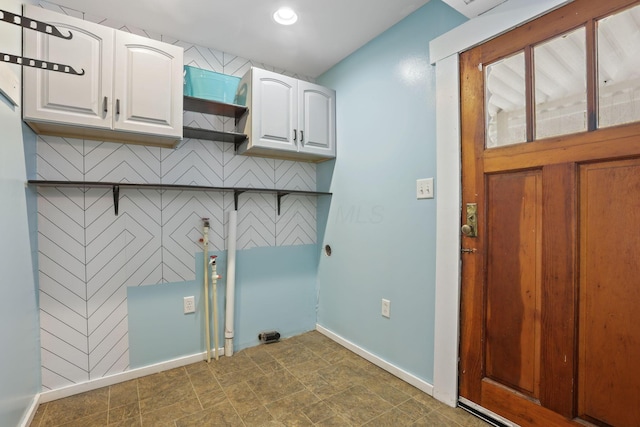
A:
316 0 466 384
128 244 317 367
0 1 41 425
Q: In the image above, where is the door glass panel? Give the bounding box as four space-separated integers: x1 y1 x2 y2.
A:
485 52 526 148
534 27 587 139
598 4 640 128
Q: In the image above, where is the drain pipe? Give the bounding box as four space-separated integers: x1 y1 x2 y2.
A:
209 255 222 361
225 210 237 357
201 218 211 363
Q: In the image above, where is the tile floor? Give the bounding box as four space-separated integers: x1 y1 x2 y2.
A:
30 331 490 426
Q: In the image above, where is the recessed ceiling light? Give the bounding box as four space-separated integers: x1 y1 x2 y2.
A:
273 7 298 25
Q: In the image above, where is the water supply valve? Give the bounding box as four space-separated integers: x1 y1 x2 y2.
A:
209 255 222 279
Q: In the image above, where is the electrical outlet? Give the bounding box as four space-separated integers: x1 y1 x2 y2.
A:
381 299 391 318
417 178 434 199
183 296 195 314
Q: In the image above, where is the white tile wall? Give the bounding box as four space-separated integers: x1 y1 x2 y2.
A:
35 1 317 391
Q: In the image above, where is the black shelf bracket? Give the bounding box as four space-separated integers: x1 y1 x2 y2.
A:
113 185 120 215
234 108 248 128
233 190 245 211
1 9 73 39
277 192 290 216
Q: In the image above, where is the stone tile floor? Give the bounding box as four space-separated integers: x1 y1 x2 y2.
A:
30 331 490 426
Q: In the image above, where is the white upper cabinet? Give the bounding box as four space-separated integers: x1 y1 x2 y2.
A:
252 69 297 151
113 32 183 137
298 82 335 157
23 5 183 147
23 6 114 130
237 67 336 162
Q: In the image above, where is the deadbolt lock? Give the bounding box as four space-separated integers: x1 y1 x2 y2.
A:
461 203 478 237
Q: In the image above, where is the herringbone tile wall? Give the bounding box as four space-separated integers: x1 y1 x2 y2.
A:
36 1 318 392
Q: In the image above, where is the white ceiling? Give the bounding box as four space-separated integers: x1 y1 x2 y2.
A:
46 0 500 78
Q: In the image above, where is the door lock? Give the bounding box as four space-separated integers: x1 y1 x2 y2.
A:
461 203 478 237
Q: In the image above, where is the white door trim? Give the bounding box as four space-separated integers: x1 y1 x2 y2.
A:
430 0 574 64
433 53 462 407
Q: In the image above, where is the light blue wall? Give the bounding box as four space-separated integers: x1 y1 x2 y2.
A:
128 244 317 367
316 0 466 384
0 0 42 425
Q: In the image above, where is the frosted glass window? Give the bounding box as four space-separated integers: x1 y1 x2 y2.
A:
598 4 640 128
485 52 527 148
534 27 587 139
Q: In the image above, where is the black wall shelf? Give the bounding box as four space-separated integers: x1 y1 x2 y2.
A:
183 96 247 119
183 96 248 146
183 127 247 145
28 180 331 216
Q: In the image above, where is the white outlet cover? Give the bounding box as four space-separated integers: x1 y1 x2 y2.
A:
183 296 196 314
382 299 391 318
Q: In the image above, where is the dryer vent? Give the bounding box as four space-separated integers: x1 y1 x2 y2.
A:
258 331 281 344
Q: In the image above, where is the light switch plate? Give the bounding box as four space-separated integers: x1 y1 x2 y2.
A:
417 178 434 199
0 62 20 107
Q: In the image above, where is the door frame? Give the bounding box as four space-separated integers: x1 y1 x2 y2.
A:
430 0 573 408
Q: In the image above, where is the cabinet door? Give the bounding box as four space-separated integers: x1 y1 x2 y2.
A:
23 5 113 129
298 82 336 157
113 32 183 138
252 68 298 151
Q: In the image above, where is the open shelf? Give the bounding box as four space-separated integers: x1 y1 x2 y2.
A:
183 96 248 145
28 180 331 216
183 96 247 120
183 127 247 145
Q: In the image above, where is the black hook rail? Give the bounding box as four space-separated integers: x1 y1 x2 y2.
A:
0 9 73 39
1 8 84 76
0 52 85 75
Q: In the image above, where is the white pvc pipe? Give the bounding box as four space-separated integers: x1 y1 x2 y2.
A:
209 256 221 361
202 220 211 363
225 210 237 357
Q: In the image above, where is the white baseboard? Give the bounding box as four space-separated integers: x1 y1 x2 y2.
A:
315 324 434 396
19 393 41 427
39 347 224 403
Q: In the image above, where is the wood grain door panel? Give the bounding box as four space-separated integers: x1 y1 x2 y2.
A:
485 171 542 397
579 159 640 427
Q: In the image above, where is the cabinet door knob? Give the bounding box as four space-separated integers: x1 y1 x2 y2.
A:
116 99 120 116
300 130 304 143
293 129 297 142
103 96 108 114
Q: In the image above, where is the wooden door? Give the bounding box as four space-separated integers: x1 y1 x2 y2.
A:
459 1 640 426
